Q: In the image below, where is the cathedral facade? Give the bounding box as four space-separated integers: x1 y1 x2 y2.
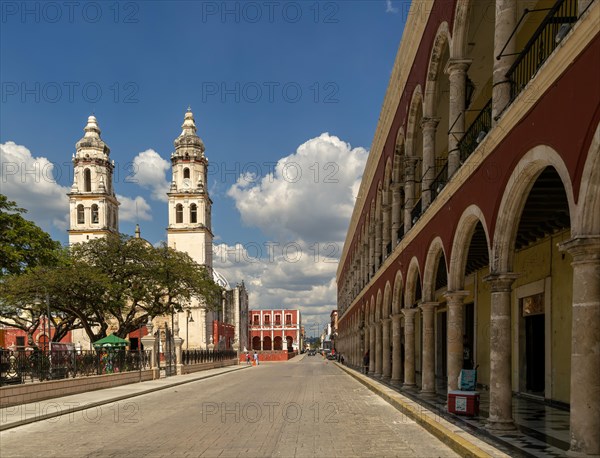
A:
68 110 246 351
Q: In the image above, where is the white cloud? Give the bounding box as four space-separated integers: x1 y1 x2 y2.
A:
227 133 368 244
0 141 70 233
386 0 399 14
129 149 170 202
116 194 152 222
213 240 339 327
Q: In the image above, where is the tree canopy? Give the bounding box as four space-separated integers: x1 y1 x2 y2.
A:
0 194 63 277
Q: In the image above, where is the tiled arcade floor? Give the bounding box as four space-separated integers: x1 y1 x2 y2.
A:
359 369 571 458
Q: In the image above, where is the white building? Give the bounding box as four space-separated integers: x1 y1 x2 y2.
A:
68 110 248 351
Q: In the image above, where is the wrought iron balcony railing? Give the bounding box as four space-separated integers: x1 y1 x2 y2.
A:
411 197 422 224
506 0 578 103
430 160 449 202
458 99 492 163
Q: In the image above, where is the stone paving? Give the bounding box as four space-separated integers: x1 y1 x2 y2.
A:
0 356 459 457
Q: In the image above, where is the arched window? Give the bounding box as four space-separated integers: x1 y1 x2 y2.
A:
91 204 99 224
77 204 85 224
183 168 190 179
175 204 183 223
190 204 197 223
84 169 92 192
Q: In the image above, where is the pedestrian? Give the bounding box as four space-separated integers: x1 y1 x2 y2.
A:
363 349 370 374
246 352 251 365
340 354 345 365
253 351 259 366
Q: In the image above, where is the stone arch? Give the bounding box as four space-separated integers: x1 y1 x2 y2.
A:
406 85 424 157
493 146 576 272
392 271 403 314
575 121 600 236
383 281 392 318
393 128 405 184
448 205 491 291
375 289 382 322
451 0 471 59
404 257 422 308
423 21 451 117
422 236 448 302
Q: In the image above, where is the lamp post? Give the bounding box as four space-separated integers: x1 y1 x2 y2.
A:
186 309 194 350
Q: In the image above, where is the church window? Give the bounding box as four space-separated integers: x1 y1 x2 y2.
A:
91 204 99 224
190 204 197 223
176 204 183 223
183 168 190 179
84 169 92 192
77 204 85 224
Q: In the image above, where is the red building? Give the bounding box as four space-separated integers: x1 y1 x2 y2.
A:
248 309 301 352
0 320 72 351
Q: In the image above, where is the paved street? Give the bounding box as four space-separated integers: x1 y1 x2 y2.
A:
0 357 458 457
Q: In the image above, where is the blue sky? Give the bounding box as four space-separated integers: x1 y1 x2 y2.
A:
1 0 406 326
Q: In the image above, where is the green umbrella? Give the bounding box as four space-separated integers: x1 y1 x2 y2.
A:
93 334 129 349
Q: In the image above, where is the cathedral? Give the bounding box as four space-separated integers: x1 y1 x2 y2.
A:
67 110 248 352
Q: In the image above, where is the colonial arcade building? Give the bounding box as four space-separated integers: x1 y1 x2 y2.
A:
336 1 599 456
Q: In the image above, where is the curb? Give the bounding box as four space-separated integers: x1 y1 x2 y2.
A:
0 365 250 432
334 363 506 458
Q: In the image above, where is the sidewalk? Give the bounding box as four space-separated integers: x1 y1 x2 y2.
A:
0 365 249 431
334 362 511 458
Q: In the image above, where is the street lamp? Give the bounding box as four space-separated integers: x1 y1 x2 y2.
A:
186 309 194 350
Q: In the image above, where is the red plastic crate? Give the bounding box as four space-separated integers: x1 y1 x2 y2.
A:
448 390 480 416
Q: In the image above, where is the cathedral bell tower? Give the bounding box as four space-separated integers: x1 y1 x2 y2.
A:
68 115 119 245
167 108 213 268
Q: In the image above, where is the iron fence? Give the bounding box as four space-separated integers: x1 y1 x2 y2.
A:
430 160 449 202
0 349 151 386
458 99 492 163
506 0 578 103
182 349 237 365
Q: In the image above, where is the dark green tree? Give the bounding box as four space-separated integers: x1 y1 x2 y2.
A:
0 194 62 277
69 234 222 340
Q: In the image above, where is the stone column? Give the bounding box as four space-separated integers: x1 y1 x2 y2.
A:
445 59 471 177
560 236 600 456
363 245 367 286
404 157 418 233
382 318 392 380
402 308 417 387
360 327 366 369
484 273 518 431
419 302 438 394
492 0 517 124
368 223 375 280
391 314 403 385
382 204 391 260
174 336 184 375
375 320 383 377
391 184 402 246
420 117 439 209
141 320 159 379
369 324 376 373
444 291 469 391
375 218 382 271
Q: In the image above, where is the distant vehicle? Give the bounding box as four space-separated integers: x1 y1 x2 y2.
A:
308 350 316 356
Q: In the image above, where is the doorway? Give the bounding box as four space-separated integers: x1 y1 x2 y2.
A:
520 293 545 396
